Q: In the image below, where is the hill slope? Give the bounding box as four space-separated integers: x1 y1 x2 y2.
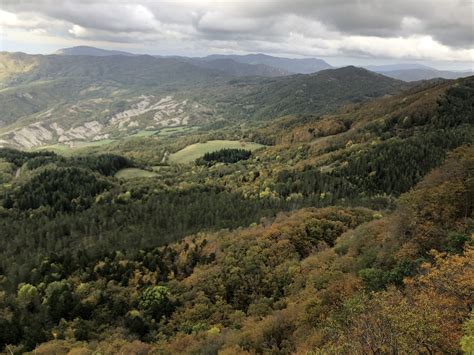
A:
0 75 471 353
0 53 406 149
0 52 228 148
177 57 289 77
205 53 333 74
212 66 407 121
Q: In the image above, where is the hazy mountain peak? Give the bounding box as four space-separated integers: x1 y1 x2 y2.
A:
318 65 385 78
365 63 473 82
204 53 332 74
55 46 136 57
197 58 290 77
365 63 434 72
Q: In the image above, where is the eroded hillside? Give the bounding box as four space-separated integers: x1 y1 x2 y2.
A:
0 53 407 149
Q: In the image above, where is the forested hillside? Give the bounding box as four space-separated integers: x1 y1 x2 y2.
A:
0 53 406 149
0 73 472 353
0 147 472 354
203 53 333 74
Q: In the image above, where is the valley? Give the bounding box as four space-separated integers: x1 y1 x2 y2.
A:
0 51 408 150
0 47 472 354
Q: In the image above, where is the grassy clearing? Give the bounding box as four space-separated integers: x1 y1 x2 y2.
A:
157 126 200 136
129 130 160 138
115 168 158 179
130 126 198 138
169 140 265 164
34 139 115 155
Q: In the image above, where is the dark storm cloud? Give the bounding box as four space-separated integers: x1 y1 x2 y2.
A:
204 0 473 48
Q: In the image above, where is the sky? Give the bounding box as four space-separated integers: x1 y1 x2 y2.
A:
0 0 473 70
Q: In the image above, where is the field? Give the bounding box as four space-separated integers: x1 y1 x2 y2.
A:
169 140 265 164
34 139 115 155
156 126 200 136
128 126 199 138
129 130 160 138
114 168 158 179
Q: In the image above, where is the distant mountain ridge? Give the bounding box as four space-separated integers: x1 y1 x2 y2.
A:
365 63 434 72
55 46 136 57
53 47 473 81
229 65 407 120
0 52 407 149
54 46 332 76
204 53 333 74
365 63 472 81
173 57 290 77
378 68 473 82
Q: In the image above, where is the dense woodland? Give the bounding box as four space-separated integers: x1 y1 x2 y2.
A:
196 148 252 166
0 76 472 354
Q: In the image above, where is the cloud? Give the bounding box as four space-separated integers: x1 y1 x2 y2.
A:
0 9 47 30
1 0 472 63
224 0 473 48
196 11 267 34
2 1 160 32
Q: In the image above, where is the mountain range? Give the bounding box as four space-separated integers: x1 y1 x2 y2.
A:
202 53 333 74
0 47 470 150
0 50 407 149
374 68 473 81
365 63 472 81
52 46 473 81
52 46 333 75
54 46 136 57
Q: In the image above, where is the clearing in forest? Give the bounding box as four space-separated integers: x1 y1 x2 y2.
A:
169 140 264 164
114 168 158 179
